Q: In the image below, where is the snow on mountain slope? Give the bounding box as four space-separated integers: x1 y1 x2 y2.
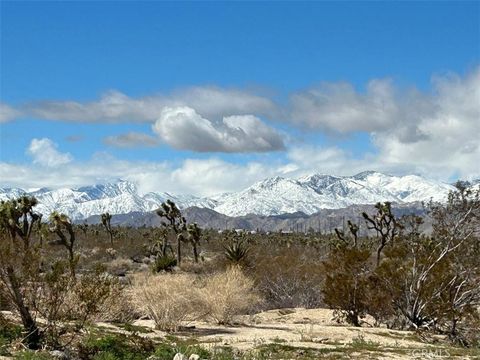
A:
213 176 340 216
0 180 215 220
0 172 459 219
212 172 455 216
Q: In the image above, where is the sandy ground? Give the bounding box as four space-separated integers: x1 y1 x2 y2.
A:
4 308 462 359
97 308 445 359
120 308 425 350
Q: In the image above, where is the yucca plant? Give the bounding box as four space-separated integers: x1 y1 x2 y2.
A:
223 231 249 264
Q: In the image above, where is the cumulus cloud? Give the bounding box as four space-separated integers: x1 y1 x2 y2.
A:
0 103 22 123
289 80 401 133
27 138 73 167
288 78 439 137
103 132 159 148
152 106 285 153
20 86 277 123
287 67 480 180
371 68 480 180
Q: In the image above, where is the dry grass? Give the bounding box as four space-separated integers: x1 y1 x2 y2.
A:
94 281 137 323
130 272 200 331
198 266 262 325
129 267 262 331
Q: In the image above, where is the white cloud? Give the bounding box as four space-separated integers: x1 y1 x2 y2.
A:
289 79 401 133
2 67 479 183
371 68 480 180
27 138 73 167
20 86 277 123
0 154 276 197
0 103 22 123
152 106 285 152
103 132 159 148
287 67 480 180
170 158 280 195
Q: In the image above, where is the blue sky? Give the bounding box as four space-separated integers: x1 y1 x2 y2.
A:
1 1 479 195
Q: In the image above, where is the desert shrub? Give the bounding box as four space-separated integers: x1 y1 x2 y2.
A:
322 246 372 326
252 247 324 309
33 263 117 347
198 266 262 325
94 280 137 323
130 273 199 331
151 255 177 273
106 257 136 276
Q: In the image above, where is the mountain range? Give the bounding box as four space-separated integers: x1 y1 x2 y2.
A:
0 171 464 221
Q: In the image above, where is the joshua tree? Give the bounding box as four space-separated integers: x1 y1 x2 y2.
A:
362 202 401 266
187 223 202 263
49 211 78 278
101 212 114 245
0 196 42 349
334 220 360 248
156 200 186 264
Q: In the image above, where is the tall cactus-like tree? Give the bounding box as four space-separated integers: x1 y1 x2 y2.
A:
334 220 360 248
187 223 202 263
362 202 401 266
156 200 186 264
49 211 78 278
0 196 42 349
101 212 114 246
0 196 42 250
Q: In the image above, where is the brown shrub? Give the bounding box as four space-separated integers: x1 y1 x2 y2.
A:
94 280 138 323
130 273 200 331
198 266 262 325
252 246 324 309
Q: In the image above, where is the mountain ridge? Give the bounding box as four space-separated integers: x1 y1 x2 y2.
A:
0 171 462 220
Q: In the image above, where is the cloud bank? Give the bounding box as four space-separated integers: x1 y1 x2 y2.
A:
15 87 277 123
1 67 479 185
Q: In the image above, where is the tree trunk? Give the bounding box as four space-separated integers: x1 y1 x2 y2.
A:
177 235 182 265
7 267 41 349
193 243 199 263
376 242 385 267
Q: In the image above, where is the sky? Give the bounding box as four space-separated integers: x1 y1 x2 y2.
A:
0 1 479 196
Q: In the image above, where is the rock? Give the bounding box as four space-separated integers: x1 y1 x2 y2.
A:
49 350 68 359
278 308 296 315
189 355 200 360
146 356 161 360
173 353 187 360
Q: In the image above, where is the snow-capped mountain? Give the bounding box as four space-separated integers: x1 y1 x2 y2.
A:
216 171 455 217
0 172 460 220
0 181 214 220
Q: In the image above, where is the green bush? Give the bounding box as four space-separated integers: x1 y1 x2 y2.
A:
78 333 154 360
13 352 54 360
152 255 177 272
0 319 22 355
